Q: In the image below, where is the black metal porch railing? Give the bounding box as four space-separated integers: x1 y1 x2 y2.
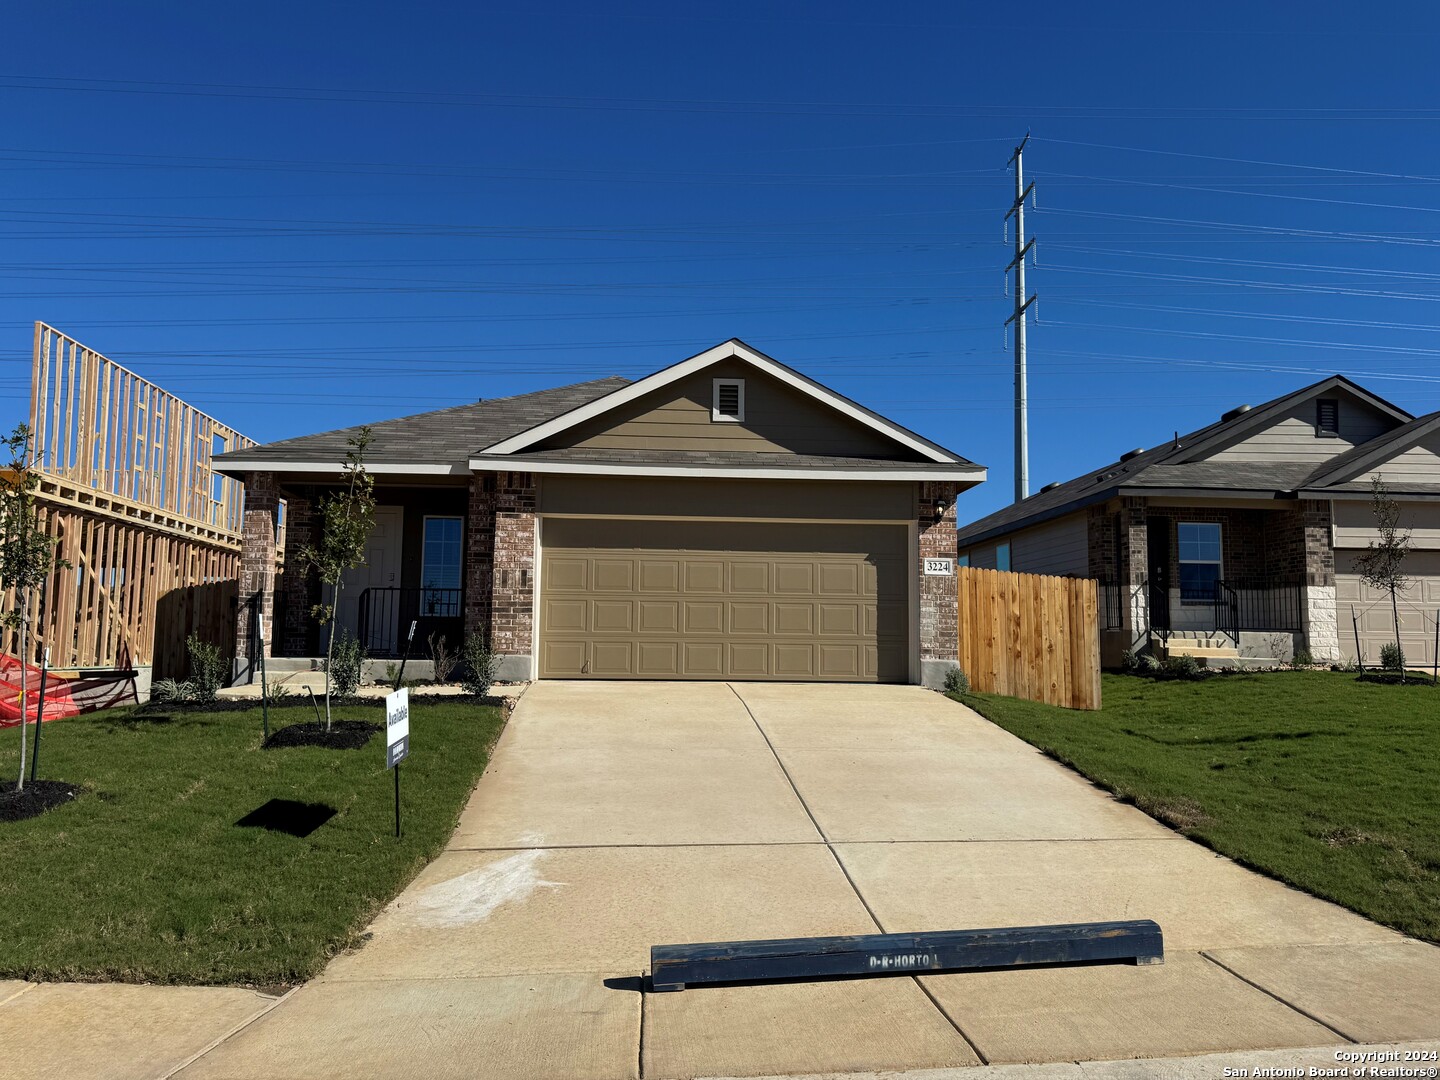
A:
1098 578 1126 631
356 587 463 658
1213 578 1305 634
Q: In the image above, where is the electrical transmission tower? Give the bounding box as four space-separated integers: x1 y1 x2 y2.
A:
1006 134 1036 503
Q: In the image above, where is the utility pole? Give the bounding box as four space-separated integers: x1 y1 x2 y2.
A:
1006 134 1036 503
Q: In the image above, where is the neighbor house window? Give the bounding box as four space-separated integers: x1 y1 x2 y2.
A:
995 543 1011 572
1316 398 1339 437
712 378 745 422
422 517 463 616
1177 522 1222 602
957 553 969 567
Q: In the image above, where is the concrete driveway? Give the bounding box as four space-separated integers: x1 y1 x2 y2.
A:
177 682 1440 1079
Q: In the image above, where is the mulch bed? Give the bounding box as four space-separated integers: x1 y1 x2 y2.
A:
1 779 81 823
262 720 382 750
1356 672 1437 687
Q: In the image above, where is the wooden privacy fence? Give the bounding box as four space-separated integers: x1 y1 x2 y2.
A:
956 567 1101 711
0 324 256 678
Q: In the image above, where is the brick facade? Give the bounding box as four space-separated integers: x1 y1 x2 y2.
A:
465 471 537 662
234 472 280 679
278 486 319 657
919 481 962 662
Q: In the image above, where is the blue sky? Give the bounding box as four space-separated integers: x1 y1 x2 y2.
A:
6 2 1440 520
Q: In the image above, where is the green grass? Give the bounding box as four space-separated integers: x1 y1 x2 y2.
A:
953 671 1440 943
0 699 504 987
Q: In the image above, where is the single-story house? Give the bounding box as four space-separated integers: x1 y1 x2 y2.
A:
216 339 985 686
955 375 1440 666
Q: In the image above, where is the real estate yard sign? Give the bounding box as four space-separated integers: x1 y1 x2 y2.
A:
386 687 409 839
386 687 410 768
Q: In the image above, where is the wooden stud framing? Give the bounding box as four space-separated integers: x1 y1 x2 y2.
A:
3 324 256 676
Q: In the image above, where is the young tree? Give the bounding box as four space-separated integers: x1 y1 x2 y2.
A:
1354 476 1412 682
0 424 66 789
296 428 376 729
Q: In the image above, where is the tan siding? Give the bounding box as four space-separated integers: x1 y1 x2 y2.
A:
1208 392 1399 463
1010 513 1089 576
1335 499 1440 550
536 358 915 458
1353 432 1440 485
539 474 916 521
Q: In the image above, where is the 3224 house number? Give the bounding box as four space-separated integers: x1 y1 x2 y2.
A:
923 558 954 576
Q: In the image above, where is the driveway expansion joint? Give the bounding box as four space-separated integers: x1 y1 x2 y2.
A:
725 681 989 1067
1199 949 1357 1044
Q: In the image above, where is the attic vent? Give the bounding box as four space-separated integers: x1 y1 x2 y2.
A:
1119 447 1144 462
1221 403 1252 422
1040 481 1061 493
1317 398 1340 437
712 378 745 423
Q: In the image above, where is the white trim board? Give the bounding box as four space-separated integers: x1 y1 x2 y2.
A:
214 460 470 477
468 458 986 482
474 339 965 463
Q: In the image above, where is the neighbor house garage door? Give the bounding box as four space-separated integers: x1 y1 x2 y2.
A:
539 518 909 681
1337 549 1440 666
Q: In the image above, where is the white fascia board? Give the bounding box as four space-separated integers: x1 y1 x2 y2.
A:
475 339 963 463
469 458 986 483
214 460 469 476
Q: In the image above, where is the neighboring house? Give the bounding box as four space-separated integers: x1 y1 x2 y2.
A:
215 340 985 686
956 375 1440 666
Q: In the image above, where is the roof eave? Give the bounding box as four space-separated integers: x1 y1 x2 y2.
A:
467 457 986 483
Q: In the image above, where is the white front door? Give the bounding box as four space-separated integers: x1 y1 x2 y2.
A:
334 506 404 654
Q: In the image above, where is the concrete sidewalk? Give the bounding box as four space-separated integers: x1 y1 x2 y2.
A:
5 681 1439 1078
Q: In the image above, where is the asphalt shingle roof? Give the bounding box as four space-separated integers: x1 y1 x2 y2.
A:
214 377 632 466
955 375 1415 548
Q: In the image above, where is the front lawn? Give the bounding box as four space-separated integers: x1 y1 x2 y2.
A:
954 671 1440 943
0 698 504 986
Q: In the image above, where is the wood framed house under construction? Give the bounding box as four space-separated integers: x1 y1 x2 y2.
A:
0 323 265 699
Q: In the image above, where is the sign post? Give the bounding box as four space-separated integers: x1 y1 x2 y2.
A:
393 620 418 691
256 600 269 742
385 687 410 838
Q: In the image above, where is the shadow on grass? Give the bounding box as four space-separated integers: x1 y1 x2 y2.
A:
236 799 338 838
1119 727 1328 747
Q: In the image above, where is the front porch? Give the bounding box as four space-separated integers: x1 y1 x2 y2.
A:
232 472 530 683
1093 496 1338 666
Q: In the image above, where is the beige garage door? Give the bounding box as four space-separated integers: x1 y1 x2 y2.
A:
1337 549 1440 666
540 519 909 681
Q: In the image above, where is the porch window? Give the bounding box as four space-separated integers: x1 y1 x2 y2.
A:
421 517 463 617
1177 522 1222 602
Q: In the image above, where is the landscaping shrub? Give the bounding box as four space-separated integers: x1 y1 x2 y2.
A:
326 629 366 696
429 632 457 683
1159 654 1204 681
943 667 969 695
1381 641 1406 673
1137 653 1161 675
185 634 227 704
1291 646 1315 668
150 678 195 705
460 633 500 697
